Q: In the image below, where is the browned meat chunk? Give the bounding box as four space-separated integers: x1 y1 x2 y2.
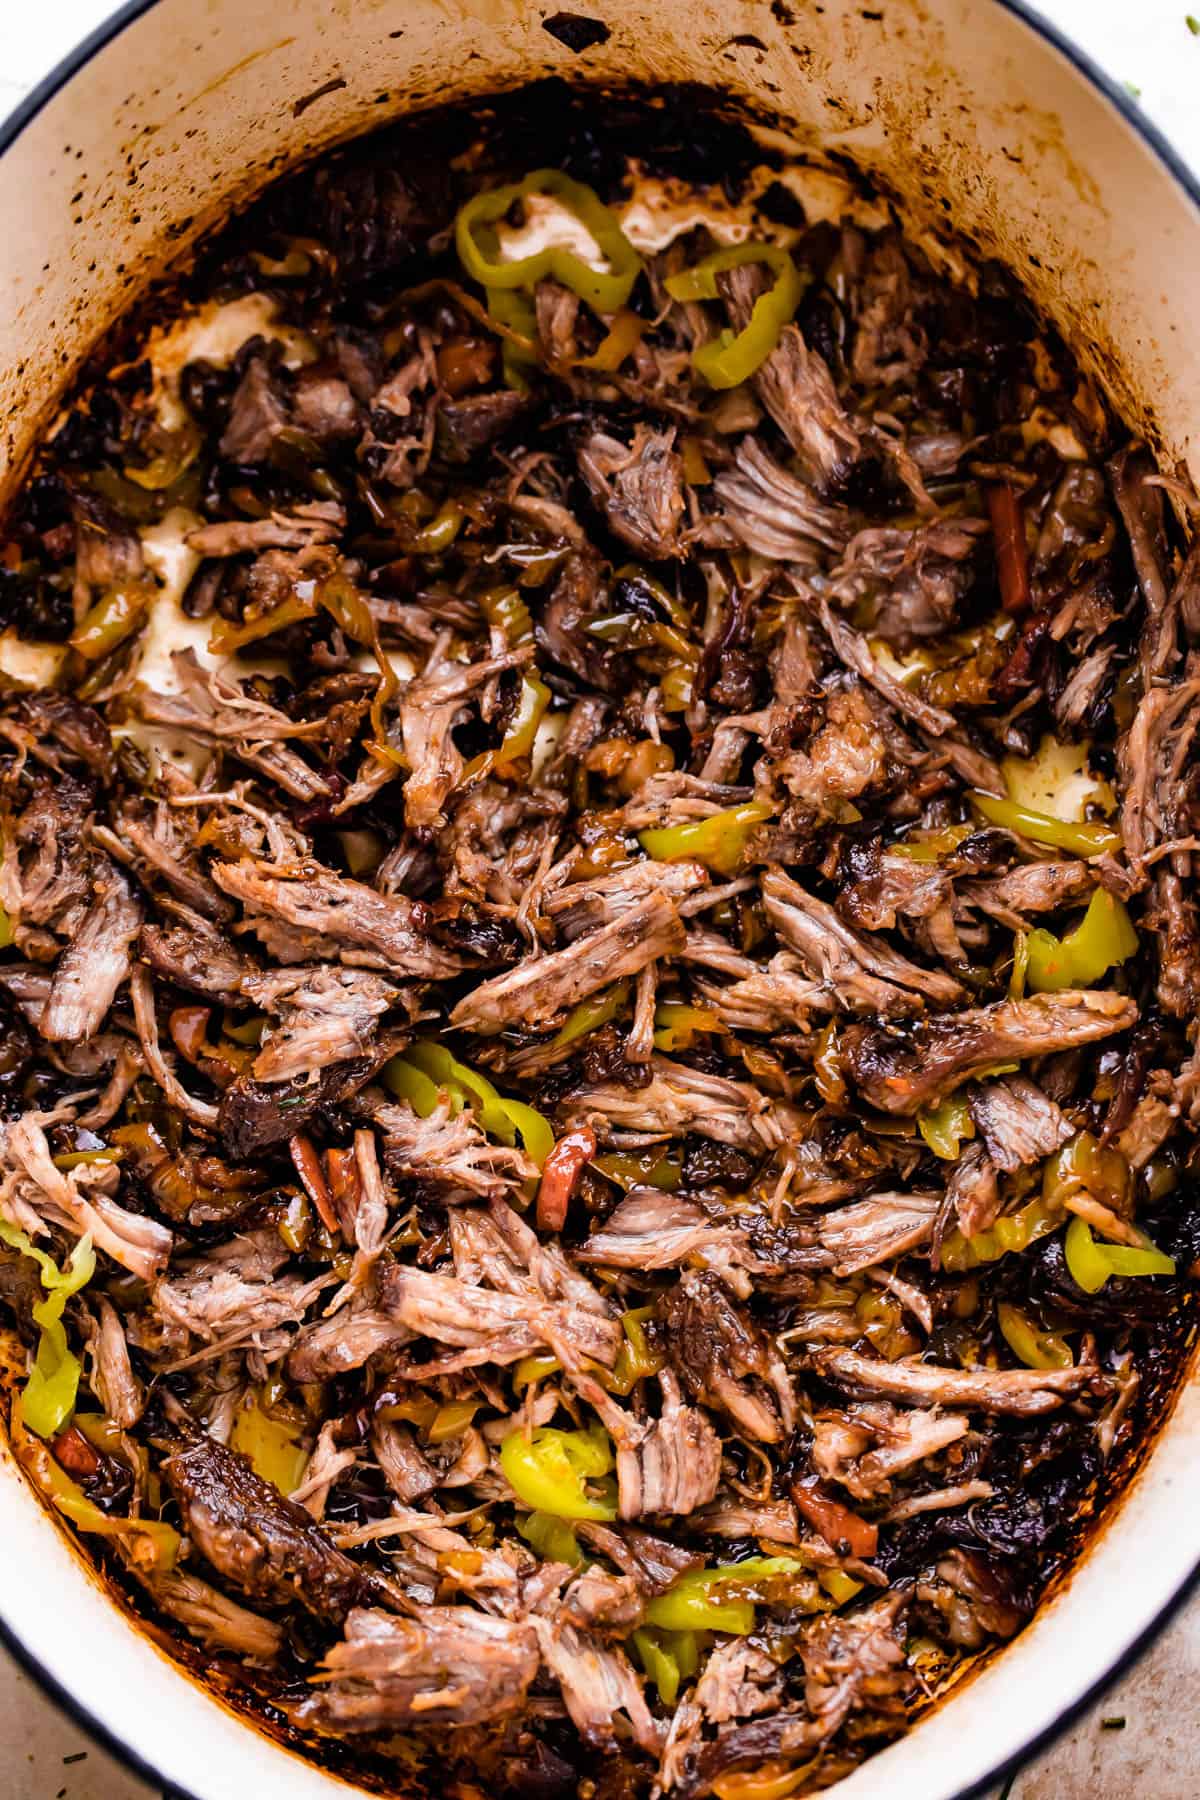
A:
815 1191 940 1275
577 1190 754 1273
576 1523 704 1596
578 425 685 560
720 261 863 494
135 652 334 803
186 502 345 556
812 1401 969 1499
363 1095 535 1197
961 862 1095 923
946 1140 1001 1239
967 1075 1072 1172
533 1617 661 1754
40 866 142 1044
286 1304 407 1383
569 1054 795 1153
915 1550 1026 1650
614 1370 722 1518
297 1606 539 1733
218 1050 386 1158
212 857 462 979
763 867 963 1014
841 990 1137 1114
243 964 398 1083
660 1271 795 1443
714 437 848 561
378 1264 620 1372
450 890 685 1034
219 355 289 461
129 1565 282 1663
810 1346 1101 1416
139 917 256 999
162 1433 372 1625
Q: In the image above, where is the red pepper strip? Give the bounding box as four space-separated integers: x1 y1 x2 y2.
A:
791 1476 878 1559
993 607 1052 701
50 1425 102 1480
537 1125 597 1232
168 1006 249 1087
325 1146 362 1242
289 1134 339 1234
987 483 1032 615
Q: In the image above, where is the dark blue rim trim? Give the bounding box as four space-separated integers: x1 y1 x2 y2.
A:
0 2 1198 1796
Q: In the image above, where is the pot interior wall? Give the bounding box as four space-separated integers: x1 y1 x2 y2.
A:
2 0 1199 501
1 3 1199 1799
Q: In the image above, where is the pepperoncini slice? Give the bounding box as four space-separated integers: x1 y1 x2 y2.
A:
402 498 465 556
639 799 773 877
428 1400 478 1444
917 1095 976 1160
485 285 540 387
631 1626 699 1705
552 982 631 1050
968 790 1121 857
643 1568 756 1636
494 672 551 773
230 1387 309 1494
642 1555 833 1638
518 1509 585 1566
1064 1215 1175 1294
456 170 644 314
577 307 647 371
1024 887 1138 993
818 1568 864 1606
0 1224 95 1438
10 1397 180 1571
69 586 150 662
499 1424 618 1521
593 1148 683 1191
381 1054 444 1117
208 591 316 654
665 244 807 388
607 1306 665 1396
390 1041 554 1167
661 661 695 713
891 824 974 864
652 1002 722 1053
1042 1130 1132 1214
481 584 535 647
710 1760 820 1800
1009 928 1029 999
939 1191 1064 1273
680 436 712 485
997 1301 1073 1370
513 1352 561 1391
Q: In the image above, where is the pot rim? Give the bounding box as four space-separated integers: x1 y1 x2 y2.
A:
1 3 1199 1797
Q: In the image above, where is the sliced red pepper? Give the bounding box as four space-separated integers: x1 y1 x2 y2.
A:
537 1125 597 1232
325 1145 362 1242
987 483 1033 616
994 607 1052 700
50 1425 102 1481
791 1476 878 1558
289 1134 339 1234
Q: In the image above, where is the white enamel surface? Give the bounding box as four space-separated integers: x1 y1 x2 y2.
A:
0 3 1198 1797
0 1436 358 1800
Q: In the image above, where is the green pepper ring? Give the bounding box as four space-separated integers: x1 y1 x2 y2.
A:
456 169 643 315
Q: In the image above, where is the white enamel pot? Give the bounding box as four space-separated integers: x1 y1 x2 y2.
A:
1 4 1198 1797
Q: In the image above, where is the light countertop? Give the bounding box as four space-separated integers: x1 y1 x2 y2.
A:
1 2 1198 1796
